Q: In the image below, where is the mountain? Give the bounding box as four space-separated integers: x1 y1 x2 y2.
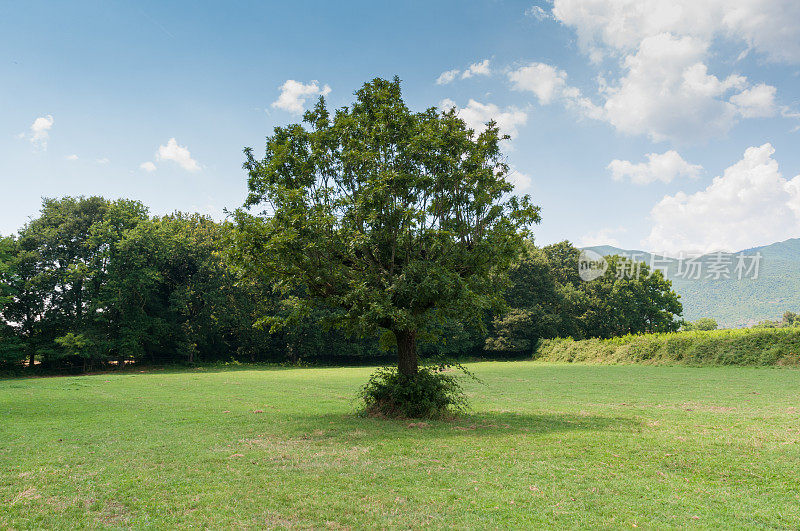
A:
584 238 800 327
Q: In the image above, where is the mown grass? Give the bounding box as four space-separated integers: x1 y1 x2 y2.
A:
1 362 799 528
538 327 800 365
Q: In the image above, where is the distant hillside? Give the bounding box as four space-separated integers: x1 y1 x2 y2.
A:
584 238 800 327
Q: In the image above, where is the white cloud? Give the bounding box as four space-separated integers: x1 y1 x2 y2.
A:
271 80 331 114
511 37 779 142
551 0 800 64
29 115 54 149
644 143 800 254
436 60 491 85
65 154 79 161
140 161 157 172
729 83 778 118
602 34 769 142
609 150 702 184
508 168 533 191
154 138 200 172
509 63 569 104
533 1 794 142
461 59 491 79
440 98 528 139
577 227 625 248
95 157 110 165
508 62 604 120
436 69 460 85
525 5 554 21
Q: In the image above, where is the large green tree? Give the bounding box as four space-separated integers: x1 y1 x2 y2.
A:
488 242 683 353
579 255 683 337
234 77 540 376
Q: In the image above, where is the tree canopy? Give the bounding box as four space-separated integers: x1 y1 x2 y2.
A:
487 242 683 353
233 77 541 375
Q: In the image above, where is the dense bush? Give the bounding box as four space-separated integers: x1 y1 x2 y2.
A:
358 366 470 418
536 328 800 366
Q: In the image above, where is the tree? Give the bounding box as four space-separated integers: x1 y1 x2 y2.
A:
0 237 26 367
489 243 684 352
11 197 149 367
684 317 718 331
0 237 46 368
234 77 540 377
542 241 582 286
485 243 568 354
781 311 799 327
580 255 683 337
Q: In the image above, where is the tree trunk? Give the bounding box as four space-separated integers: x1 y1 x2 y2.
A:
395 329 418 377
28 349 35 369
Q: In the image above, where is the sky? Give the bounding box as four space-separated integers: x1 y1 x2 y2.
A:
2 0 799 255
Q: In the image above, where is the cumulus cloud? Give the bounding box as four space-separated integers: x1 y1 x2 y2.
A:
512 1 794 142
644 143 800 254
461 59 491 79
729 83 778 118
436 69 460 85
609 150 703 184
271 80 331 114
551 0 800 64
95 157 110 165
140 161 157 172
29 115 54 149
509 63 569 104
435 59 491 84
440 98 528 139
507 168 533 191
509 36 778 142
600 34 778 141
508 62 603 120
65 154 79 161
151 138 200 172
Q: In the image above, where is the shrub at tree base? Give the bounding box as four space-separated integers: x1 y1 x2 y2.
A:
359 366 469 419
536 328 800 366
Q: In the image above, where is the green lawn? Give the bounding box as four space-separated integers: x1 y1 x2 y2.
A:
1 363 799 528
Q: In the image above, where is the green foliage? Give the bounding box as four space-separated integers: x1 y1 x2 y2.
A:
537 327 800 366
234 77 540 376
0 197 404 371
488 242 683 354
684 317 718 331
752 310 800 329
358 365 469 418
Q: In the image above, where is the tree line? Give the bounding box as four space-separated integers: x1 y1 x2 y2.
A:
0 196 682 372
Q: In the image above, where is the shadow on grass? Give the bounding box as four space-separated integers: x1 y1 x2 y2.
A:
281 411 639 441
0 362 309 381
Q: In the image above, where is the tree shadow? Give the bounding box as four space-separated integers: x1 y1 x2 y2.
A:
279 411 639 442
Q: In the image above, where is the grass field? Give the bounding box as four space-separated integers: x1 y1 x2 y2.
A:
2 362 799 528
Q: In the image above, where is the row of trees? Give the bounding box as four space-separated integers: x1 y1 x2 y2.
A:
0 197 390 371
754 311 800 329
0 80 684 373
0 197 682 371
487 242 683 353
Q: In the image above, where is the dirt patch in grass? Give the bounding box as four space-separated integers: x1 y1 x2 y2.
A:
97 500 131 527
11 487 41 505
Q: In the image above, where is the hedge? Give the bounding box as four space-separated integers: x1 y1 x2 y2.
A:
535 328 800 366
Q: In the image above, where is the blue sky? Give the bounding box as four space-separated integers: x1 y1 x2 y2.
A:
2 1 799 254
